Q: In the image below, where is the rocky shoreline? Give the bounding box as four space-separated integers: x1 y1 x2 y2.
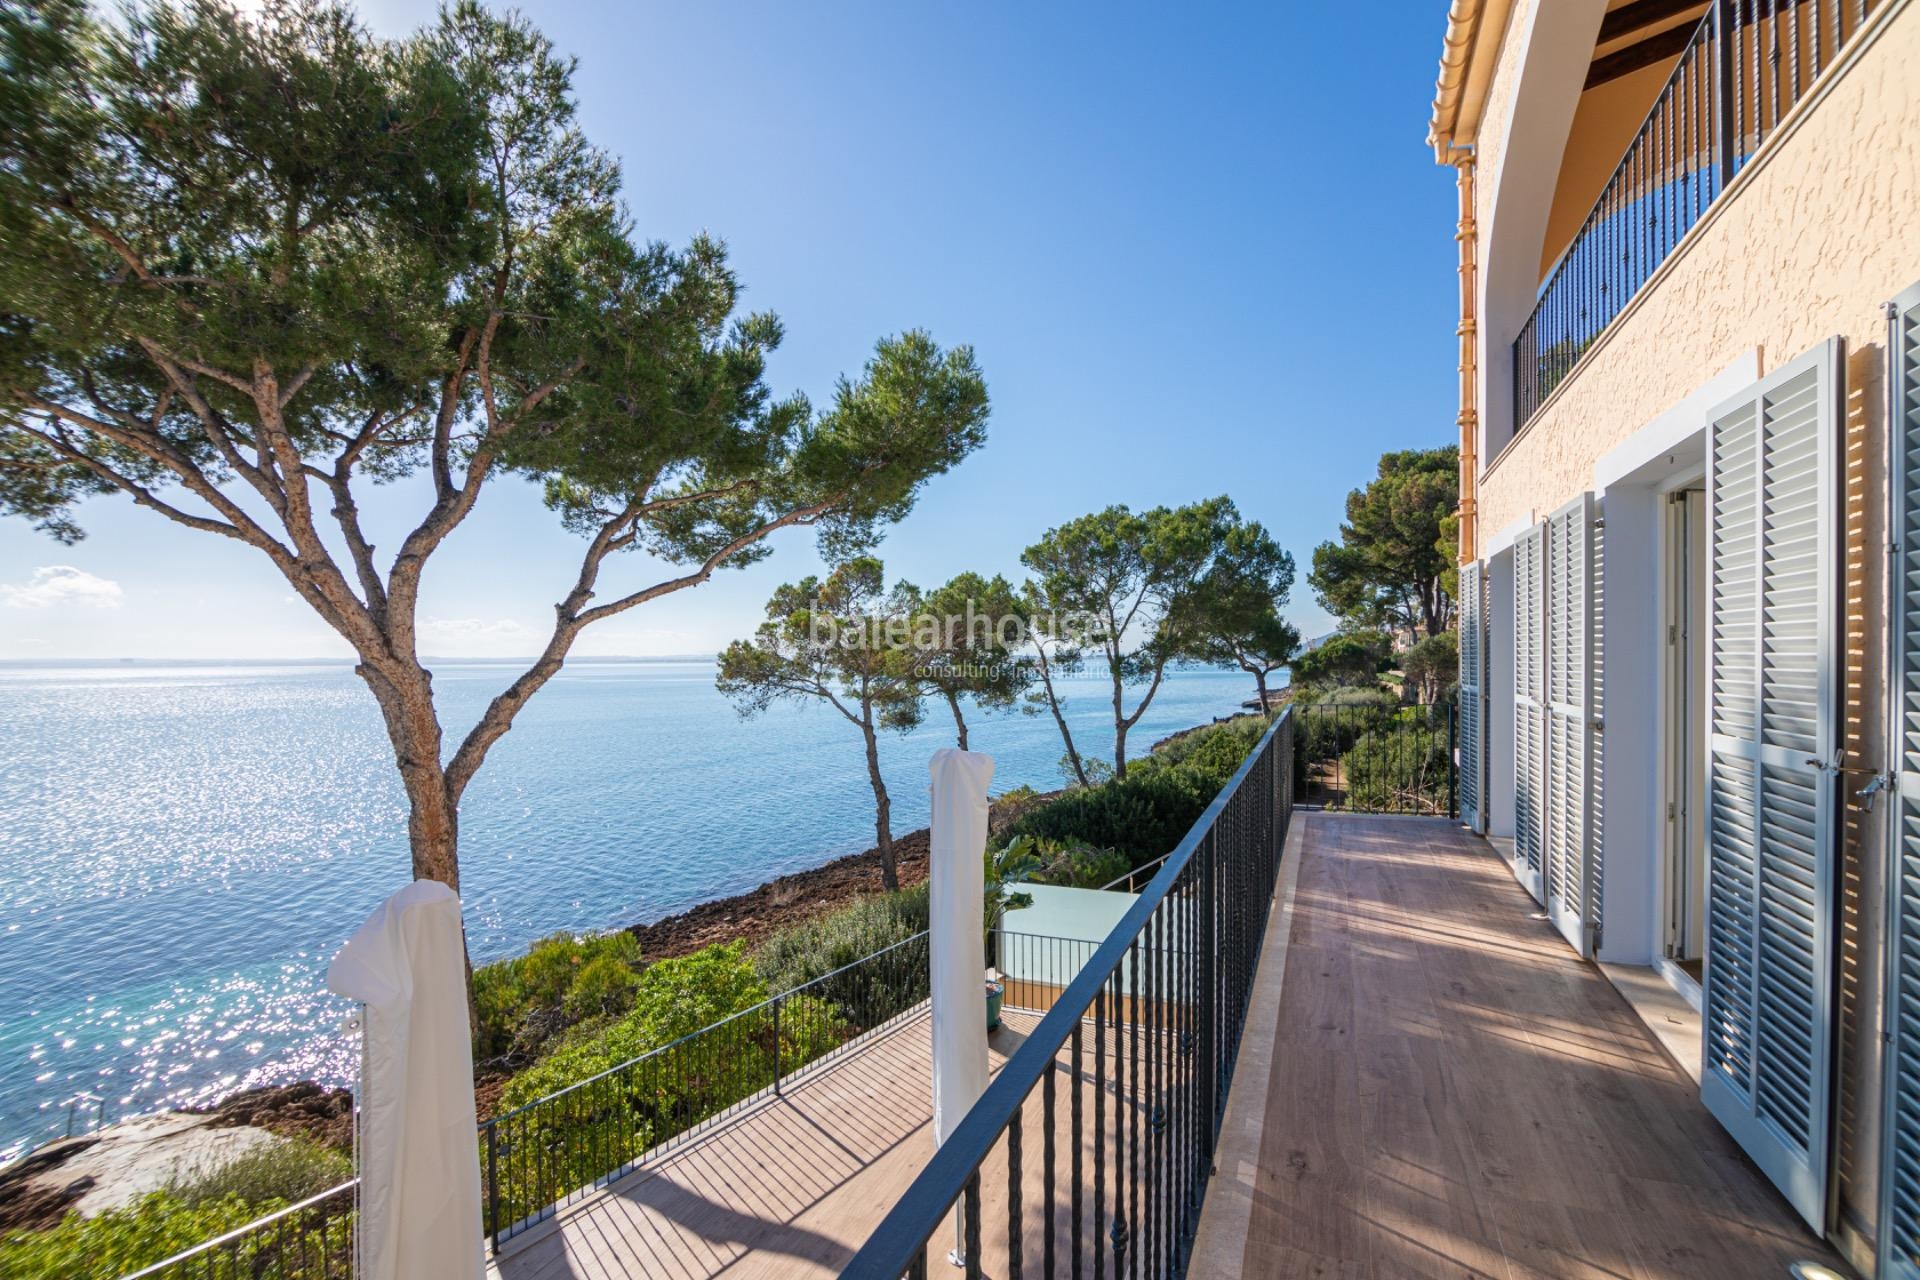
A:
624 786 1050 961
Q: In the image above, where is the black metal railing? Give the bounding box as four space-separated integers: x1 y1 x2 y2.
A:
842 708 1295 1279
480 927 930 1250
120 1181 357 1280
1515 0 1882 426
992 930 1101 1015
1294 699 1456 817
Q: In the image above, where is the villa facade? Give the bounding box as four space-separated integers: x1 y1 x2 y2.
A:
1438 0 1920 1271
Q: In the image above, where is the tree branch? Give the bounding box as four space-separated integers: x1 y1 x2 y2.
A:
444 494 846 800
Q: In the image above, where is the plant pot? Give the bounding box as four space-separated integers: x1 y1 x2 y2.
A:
986 980 1004 1032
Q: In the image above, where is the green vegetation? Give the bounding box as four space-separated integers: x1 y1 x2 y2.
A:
0 1192 301 1280
167 1139 353 1209
1025 840 1131 890
0 1138 354 1280
474 930 642 1063
500 943 773 1112
1308 446 1459 642
1003 715 1271 867
753 883 929 996
1339 704 1454 813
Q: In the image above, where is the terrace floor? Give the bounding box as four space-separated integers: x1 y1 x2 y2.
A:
1193 812 1846 1279
484 1003 970 1280
487 811 1849 1279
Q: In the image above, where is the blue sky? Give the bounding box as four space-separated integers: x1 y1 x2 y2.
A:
0 0 1457 660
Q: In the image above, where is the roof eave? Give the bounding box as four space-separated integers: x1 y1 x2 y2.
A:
1428 0 1517 164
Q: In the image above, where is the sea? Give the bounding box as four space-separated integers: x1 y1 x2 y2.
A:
0 657 1258 1161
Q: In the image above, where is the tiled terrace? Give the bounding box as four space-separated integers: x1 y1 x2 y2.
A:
487 811 1847 1279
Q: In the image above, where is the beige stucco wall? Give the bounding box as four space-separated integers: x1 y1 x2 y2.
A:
1472 0 1530 239
1475 0 1920 537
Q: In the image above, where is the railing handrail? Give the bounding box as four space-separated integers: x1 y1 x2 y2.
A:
479 925 930 1126
1096 850 1170 892
118 1179 358 1279
845 707 1293 1276
1514 0 1885 429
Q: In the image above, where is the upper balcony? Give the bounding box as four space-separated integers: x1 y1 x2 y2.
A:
1510 0 1885 431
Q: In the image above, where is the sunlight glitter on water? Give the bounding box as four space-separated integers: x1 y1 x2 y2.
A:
0 658 1257 1160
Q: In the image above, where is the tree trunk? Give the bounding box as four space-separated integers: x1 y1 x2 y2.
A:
1253 668 1269 711
358 660 477 1037
360 661 461 888
862 721 898 890
1113 721 1129 780
946 689 970 751
1031 648 1089 787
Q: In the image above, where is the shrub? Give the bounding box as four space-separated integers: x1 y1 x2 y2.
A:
474 930 642 1062
166 1138 352 1209
0 1192 307 1280
1400 629 1458 704
1028 839 1131 890
485 944 858 1232
753 884 931 1036
1007 766 1209 864
501 942 770 1112
754 883 929 994
562 952 641 1024
1145 715 1268 791
1339 706 1453 813
1006 716 1269 867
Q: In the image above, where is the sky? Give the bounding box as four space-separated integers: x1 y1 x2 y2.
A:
0 0 1459 661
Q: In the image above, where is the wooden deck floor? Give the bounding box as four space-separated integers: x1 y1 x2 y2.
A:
1200 812 1845 1279
487 1007 945 1280
489 812 1849 1279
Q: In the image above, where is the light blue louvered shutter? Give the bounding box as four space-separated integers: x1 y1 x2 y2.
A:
1591 502 1606 947
1513 522 1548 903
1700 339 1842 1233
1545 493 1599 957
1459 559 1488 834
1879 283 1920 1280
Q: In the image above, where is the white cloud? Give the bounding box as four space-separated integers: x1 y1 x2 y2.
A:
1 565 125 611
421 616 535 640
417 616 543 656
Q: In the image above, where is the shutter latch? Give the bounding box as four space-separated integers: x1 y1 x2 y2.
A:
1856 772 1891 812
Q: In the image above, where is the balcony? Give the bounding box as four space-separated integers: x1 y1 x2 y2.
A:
1513 0 1885 428
1191 812 1838 1277
842 809 1842 1275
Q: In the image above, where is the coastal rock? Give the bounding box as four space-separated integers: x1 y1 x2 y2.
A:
626 791 1057 962
0 1136 100 1233
0 1112 282 1222
191 1081 354 1152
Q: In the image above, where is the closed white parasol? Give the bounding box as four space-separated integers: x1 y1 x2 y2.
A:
327 879 484 1280
928 747 995 1265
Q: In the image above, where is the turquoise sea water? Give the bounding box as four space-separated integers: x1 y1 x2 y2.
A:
0 657 1258 1160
